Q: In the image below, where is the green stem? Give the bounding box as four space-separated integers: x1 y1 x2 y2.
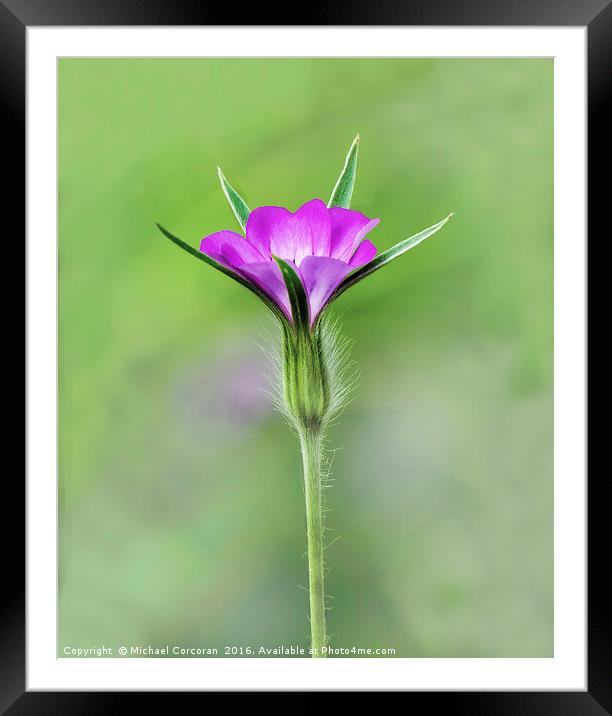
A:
298 424 327 658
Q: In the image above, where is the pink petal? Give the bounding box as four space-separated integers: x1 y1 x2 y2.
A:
349 239 377 267
329 208 380 261
299 256 352 323
245 199 331 265
245 206 291 259
294 199 331 262
200 230 265 269
236 260 292 320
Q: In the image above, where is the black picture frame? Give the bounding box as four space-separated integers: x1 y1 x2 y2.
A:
4 0 602 709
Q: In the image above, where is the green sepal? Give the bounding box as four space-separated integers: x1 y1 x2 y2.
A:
280 314 331 430
329 213 453 304
217 167 251 233
327 135 359 209
272 255 310 331
155 222 286 323
273 259 331 426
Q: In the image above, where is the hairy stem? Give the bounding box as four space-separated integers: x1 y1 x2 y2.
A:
298 424 327 657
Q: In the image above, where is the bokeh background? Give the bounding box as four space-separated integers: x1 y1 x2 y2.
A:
58 58 553 657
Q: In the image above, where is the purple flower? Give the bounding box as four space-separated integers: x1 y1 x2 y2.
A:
199 199 379 325
157 138 451 331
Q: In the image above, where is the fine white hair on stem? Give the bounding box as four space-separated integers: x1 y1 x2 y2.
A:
256 311 357 655
318 313 359 424
255 312 358 432
254 315 292 424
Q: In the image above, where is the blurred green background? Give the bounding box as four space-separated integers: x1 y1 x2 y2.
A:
58 58 553 657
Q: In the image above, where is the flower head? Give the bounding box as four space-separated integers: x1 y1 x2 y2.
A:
200 199 379 325
156 136 451 333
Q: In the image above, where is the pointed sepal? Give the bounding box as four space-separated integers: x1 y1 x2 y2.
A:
272 255 310 331
330 213 453 302
217 167 251 233
327 135 359 209
155 222 285 322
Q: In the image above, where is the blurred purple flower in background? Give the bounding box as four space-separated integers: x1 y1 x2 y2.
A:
174 339 271 438
200 199 379 324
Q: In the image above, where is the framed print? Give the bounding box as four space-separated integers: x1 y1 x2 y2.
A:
4 0 604 708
